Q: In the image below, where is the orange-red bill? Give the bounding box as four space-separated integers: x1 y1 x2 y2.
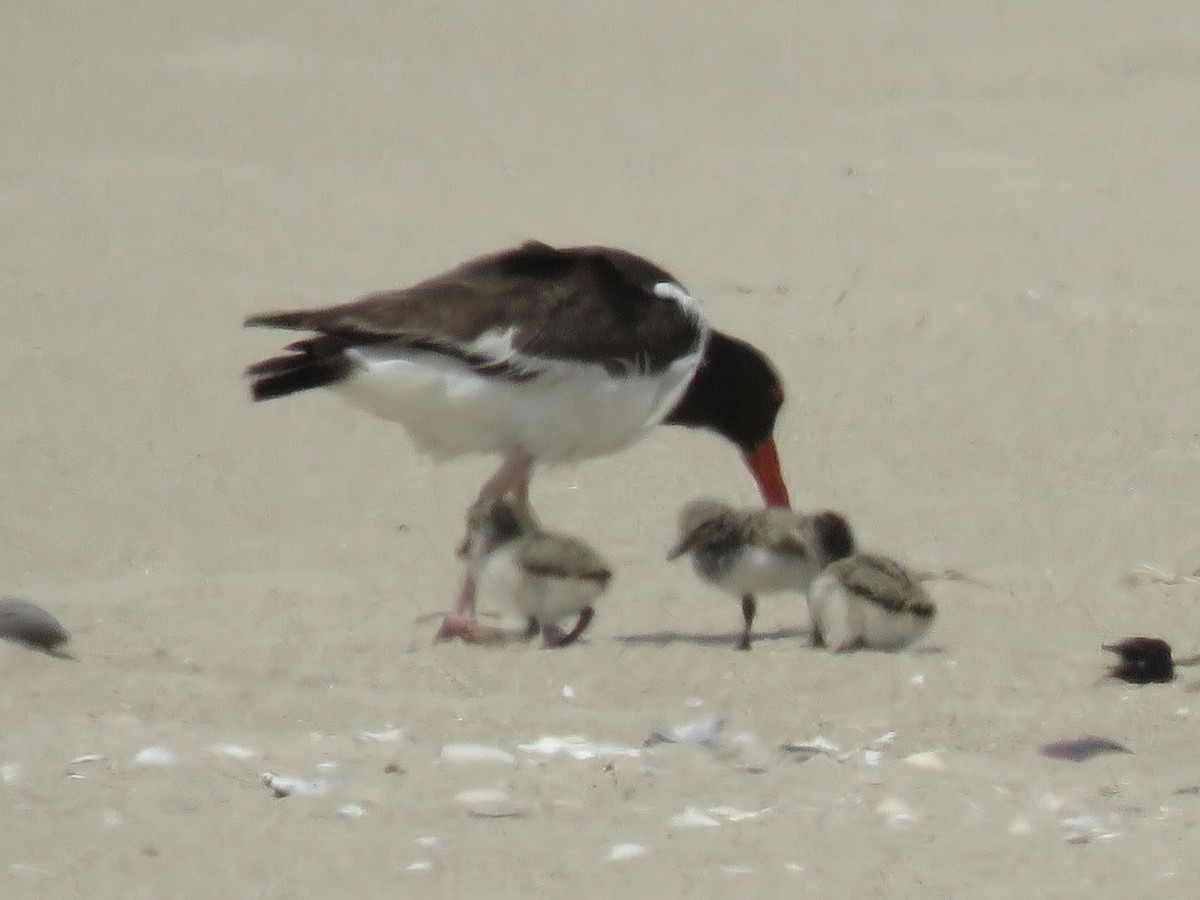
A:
743 437 791 508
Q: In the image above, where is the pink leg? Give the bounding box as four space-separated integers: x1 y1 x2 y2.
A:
438 448 535 642
474 447 534 504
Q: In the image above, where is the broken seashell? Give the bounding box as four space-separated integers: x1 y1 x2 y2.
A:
0 597 70 653
607 843 649 862
645 714 726 749
669 807 721 828
1038 736 1132 762
439 744 516 765
133 746 176 767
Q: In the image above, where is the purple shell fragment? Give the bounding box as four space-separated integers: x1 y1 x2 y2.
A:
1038 736 1132 762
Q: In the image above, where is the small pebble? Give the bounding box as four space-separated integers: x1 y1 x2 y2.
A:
561 685 576 699
0 597 70 652
407 860 433 872
70 754 103 765
863 749 883 767
414 836 445 849
1 763 21 786
607 843 649 862
133 747 176 767
337 803 366 819
440 744 516 765
260 772 329 798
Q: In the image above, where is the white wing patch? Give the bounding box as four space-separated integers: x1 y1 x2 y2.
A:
653 281 701 317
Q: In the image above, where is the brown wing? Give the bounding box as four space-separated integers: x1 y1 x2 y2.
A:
517 533 612 585
837 554 934 617
245 242 703 376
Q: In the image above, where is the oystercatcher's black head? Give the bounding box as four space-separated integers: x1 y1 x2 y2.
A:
664 331 790 507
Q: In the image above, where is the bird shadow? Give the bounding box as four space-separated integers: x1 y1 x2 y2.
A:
615 626 809 648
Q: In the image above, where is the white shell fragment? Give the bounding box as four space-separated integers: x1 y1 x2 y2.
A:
209 743 257 760
439 744 517 765
669 807 721 828
453 788 508 806
260 772 329 798
1062 814 1120 844
407 860 433 872
644 714 725 749
337 802 366 819
357 727 405 744
455 788 527 818
708 806 769 823
133 746 177 767
876 797 919 828
781 736 848 761
903 750 945 771
517 735 641 760
607 843 649 862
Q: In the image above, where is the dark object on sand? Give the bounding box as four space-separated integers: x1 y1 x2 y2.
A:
0 597 71 653
1039 736 1133 762
1104 636 1175 684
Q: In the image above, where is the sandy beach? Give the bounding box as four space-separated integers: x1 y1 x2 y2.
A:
4 1 1200 896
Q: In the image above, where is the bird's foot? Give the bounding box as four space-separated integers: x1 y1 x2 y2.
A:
542 607 595 648
434 615 507 645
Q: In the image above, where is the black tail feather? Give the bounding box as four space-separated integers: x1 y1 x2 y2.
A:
248 354 354 401
245 333 356 401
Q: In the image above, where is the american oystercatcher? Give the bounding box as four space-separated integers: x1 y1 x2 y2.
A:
667 500 854 650
460 497 611 647
244 241 790 641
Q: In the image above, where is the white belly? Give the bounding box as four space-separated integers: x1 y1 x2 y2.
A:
476 546 604 626
333 340 703 464
707 546 823 597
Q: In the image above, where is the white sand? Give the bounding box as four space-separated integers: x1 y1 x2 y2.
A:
4 2 1200 896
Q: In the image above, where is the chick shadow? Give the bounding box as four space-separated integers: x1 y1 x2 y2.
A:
615 628 949 654
615 626 810 648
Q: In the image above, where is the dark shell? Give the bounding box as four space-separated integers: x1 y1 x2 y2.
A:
1103 636 1174 684
1038 736 1132 762
0 597 71 652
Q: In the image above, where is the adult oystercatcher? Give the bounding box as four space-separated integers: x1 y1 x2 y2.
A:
244 241 790 641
